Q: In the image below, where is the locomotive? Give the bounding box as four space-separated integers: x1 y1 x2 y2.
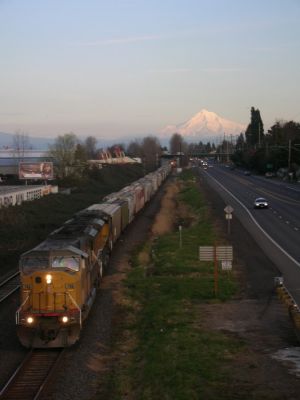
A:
16 165 171 348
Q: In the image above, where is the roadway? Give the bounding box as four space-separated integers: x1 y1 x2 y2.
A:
198 164 300 304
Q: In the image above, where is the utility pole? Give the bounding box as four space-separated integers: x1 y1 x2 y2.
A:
225 134 229 163
288 139 292 171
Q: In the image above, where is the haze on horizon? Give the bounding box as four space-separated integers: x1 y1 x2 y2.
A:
1 0 300 139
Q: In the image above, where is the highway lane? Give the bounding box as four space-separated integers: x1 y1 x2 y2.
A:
198 165 300 303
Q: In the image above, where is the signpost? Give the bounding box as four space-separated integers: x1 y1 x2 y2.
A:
224 205 234 234
199 245 233 296
179 225 182 248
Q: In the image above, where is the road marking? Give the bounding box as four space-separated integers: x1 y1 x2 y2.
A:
203 170 300 268
286 186 300 194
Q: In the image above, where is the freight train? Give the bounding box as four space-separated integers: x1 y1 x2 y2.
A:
16 165 171 348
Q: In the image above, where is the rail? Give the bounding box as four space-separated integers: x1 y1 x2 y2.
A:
15 294 30 325
0 272 20 303
275 277 300 335
0 349 64 399
67 292 82 327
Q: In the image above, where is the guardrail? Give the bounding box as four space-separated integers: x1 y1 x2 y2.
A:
274 277 300 335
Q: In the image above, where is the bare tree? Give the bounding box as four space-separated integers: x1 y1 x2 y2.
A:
12 131 31 158
84 136 98 159
126 140 142 157
48 133 78 178
169 133 185 154
141 136 162 171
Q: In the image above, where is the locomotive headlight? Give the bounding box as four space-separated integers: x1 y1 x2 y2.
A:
27 316 34 324
46 274 52 284
61 316 69 324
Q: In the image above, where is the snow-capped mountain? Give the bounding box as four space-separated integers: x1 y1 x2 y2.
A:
161 109 246 141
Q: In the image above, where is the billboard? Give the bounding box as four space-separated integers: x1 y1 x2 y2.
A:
19 162 54 180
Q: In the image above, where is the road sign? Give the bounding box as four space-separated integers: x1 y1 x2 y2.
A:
199 246 233 261
221 261 232 271
216 246 233 260
199 246 214 261
225 214 232 220
224 205 234 214
199 245 233 297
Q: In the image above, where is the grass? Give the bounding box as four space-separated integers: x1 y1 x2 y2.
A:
97 169 243 400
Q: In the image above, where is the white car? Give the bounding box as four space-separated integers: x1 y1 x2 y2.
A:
254 197 268 209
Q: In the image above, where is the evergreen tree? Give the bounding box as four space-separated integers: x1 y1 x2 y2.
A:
245 107 264 148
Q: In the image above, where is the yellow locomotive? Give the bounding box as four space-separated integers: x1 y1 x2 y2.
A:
16 208 111 347
16 165 171 348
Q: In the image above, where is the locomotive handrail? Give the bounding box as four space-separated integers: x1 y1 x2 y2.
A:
16 294 30 324
67 292 82 327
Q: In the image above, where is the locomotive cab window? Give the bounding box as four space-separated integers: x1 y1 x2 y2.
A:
22 257 48 273
52 256 80 271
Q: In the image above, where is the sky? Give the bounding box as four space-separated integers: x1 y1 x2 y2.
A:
1 0 300 140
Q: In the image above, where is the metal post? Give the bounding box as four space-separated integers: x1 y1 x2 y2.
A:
214 244 218 297
288 139 291 171
179 225 182 248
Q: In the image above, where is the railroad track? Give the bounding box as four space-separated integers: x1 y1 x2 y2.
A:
0 272 20 303
0 349 64 399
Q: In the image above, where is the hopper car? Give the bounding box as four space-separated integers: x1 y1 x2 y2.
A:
16 165 171 348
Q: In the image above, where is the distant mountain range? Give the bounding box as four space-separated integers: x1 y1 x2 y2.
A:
0 131 55 150
0 110 246 149
160 109 246 142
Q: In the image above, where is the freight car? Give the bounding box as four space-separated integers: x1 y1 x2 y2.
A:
16 165 171 348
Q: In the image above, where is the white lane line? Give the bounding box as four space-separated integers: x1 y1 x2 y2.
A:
286 186 300 193
204 171 300 268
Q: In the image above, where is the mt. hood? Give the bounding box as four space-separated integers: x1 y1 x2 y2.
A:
161 109 246 141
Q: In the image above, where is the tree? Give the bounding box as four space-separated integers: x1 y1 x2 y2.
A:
12 131 31 158
140 136 162 171
84 136 98 159
126 140 143 158
48 133 78 178
236 133 245 151
267 120 300 146
266 120 300 171
245 107 264 148
169 133 185 154
74 143 88 163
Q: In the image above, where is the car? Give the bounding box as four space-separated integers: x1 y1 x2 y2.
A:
254 197 268 209
265 172 275 178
